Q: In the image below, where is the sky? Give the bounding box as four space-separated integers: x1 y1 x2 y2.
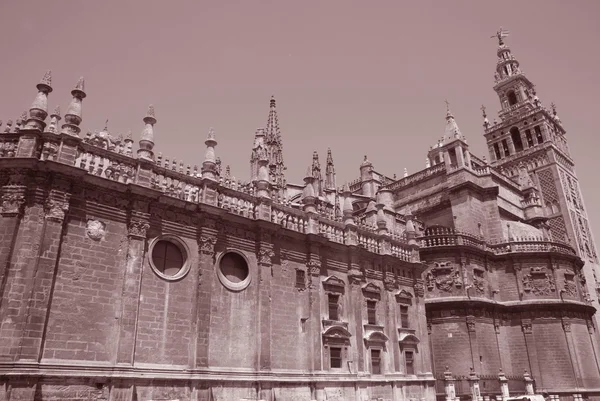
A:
1 1 600 240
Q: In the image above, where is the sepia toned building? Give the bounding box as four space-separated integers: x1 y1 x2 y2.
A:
0 31 599 401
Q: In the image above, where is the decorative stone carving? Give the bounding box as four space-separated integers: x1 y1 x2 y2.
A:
494 321 501 334
427 262 462 292
307 257 321 276
44 191 70 222
466 316 476 333
563 279 577 297
521 319 532 334
1 185 26 216
258 247 275 266
562 320 571 333
587 320 595 334
128 219 150 239
522 266 556 295
199 235 217 255
413 281 425 297
86 219 106 241
383 271 396 291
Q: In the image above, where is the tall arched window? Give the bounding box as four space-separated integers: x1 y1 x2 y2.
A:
507 91 518 106
510 127 524 152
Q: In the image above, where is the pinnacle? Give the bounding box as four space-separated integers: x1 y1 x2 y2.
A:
40 70 52 87
304 166 312 180
342 182 351 194
207 127 216 141
52 105 61 117
146 104 156 119
270 95 276 108
75 77 85 92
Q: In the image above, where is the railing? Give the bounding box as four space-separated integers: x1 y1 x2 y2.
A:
383 163 446 191
420 226 577 256
0 134 19 158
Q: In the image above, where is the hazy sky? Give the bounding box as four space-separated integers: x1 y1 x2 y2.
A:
1 1 599 241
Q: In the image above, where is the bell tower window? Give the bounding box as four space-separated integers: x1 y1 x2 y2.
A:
525 129 534 147
510 127 523 152
507 90 518 106
534 126 544 144
493 143 501 160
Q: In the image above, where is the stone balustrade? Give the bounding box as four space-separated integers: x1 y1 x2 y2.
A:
383 162 446 191
420 226 577 256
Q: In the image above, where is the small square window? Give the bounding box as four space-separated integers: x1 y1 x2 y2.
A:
328 294 339 321
330 347 342 369
400 305 410 328
367 300 377 325
371 349 381 375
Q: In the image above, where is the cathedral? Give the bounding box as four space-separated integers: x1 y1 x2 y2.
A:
0 30 599 401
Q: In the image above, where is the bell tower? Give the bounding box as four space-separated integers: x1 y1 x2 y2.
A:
483 28 600 311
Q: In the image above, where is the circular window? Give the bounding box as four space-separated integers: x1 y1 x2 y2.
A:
148 235 191 281
216 251 251 291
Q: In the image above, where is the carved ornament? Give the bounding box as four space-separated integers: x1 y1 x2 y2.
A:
258 247 275 266
521 319 532 334
425 262 462 293
413 280 425 297
522 266 556 295
44 191 70 222
86 219 106 241
562 320 571 333
128 219 150 239
307 256 321 276
383 272 397 291
1 185 26 216
199 235 217 255
466 316 476 333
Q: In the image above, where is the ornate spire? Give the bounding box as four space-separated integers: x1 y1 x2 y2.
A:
250 128 267 182
61 77 86 136
137 105 156 160
325 148 336 190
311 150 322 196
47 105 62 134
264 95 286 190
443 101 463 142
481 105 490 129
492 27 522 83
25 70 53 131
201 128 219 180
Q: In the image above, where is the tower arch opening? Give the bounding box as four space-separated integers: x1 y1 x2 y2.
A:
510 127 524 152
507 90 518 106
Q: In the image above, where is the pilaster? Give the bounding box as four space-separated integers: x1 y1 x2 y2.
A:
307 238 323 372
18 183 71 361
257 229 275 371
115 200 150 365
194 215 218 368
348 245 365 373
57 133 82 166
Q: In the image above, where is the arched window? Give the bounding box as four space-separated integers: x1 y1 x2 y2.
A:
510 127 524 152
507 91 518 106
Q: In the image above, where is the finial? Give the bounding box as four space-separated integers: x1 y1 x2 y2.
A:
491 27 510 46
202 128 219 180
481 105 487 118
445 100 454 119
52 105 61 118
75 77 85 92
40 70 52 87
304 165 313 181
61 76 87 136
138 104 157 160
270 95 276 108
207 127 216 142
103 119 109 131
403 168 408 178
25 70 55 131
20 110 28 122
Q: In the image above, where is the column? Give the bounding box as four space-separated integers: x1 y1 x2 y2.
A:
455 144 465 167
257 229 274 371
348 246 364 372
444 366 456 401
194 215 218 368
307 238 323 372
524 370 535 395
19 185 71 361
468 368 483 401
498 369 510 401
115 203 150 365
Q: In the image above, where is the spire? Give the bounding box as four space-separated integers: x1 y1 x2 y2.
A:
250 128 267 182
551 102 561 123
342 183 355 225
325 147 336 190
264 95 286 190
25 70 53 131
137 105 156 160
481 105 490 129
443 101 463 142
47 105 61 134
61 77 86 136
201 128 219 180
311 150 322 196
492 27 523 83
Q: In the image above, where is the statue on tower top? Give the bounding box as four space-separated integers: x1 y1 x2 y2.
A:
491 27 510 46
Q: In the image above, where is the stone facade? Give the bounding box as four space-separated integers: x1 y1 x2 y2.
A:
0 31 599 401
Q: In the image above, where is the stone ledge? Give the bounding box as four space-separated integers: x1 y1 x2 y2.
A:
0 361 436 383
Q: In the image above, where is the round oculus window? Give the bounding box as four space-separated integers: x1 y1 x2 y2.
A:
217 251 251 291
148 236 191 280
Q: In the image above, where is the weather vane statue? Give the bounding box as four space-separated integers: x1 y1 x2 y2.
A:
491 27 510 46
